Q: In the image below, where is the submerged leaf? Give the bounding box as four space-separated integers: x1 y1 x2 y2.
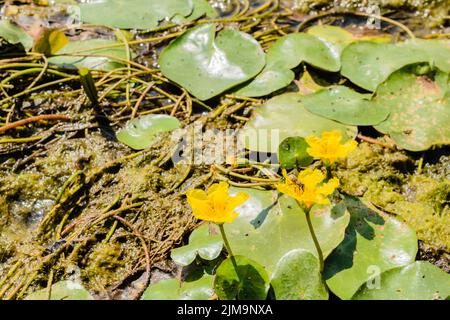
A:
116 114 181 150
159 24 265 100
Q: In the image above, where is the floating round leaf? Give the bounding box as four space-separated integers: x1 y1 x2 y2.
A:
353 261 450 300
271 249 328 300
240 93 357 153
302 86 389 126
341 40 450 91
170 224 223 266
116 114 181 150
222 188 350 276
141 274 215 300
278 136 314 169
325 196 418 300
214 255 270 300
373 68 450 151
76 0 194 30
236 33 340 97
159 24 265 100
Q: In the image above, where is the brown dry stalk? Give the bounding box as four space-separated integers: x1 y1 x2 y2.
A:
0 114 71 134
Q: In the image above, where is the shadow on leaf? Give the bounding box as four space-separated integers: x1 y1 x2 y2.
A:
324 195 385 280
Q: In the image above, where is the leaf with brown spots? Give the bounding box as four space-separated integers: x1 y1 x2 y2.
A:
374 68 450 151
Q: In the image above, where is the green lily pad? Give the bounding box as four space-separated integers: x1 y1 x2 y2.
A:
353 261 450 300
306 25 354 56
141 274 215 300
373 68 450 151
25 281 93 300
0 20 33 52
171 223 223 266
236 33 340 97
271 249 328 300
240 92 357 153
159 24 265 100
172 0 218 23
302 86 389 126
341 40 450 91
116 114 181 150
76 0 193 30
214 255 270 300
306 25 392 57
325 196 418 300
48 39 130 71
222 188 350 276
278 136 314 169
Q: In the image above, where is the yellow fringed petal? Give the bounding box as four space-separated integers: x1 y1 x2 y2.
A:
305 130 357 164
186 182 248 224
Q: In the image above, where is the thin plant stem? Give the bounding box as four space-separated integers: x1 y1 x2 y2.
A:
219 224 235 258
303 206 324 272
219 224 240 274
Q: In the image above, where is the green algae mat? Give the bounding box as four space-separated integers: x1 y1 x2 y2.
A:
0 0 449 301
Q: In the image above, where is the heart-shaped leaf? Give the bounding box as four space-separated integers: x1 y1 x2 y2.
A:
324 196 418 300
302 86 389 126
25 281 93 300
222 188 350 276
159 24 265 100
271 249 328 300
240 92 357 153
341 40 450 91
236 33 340 97
0 20 33 52
48 39 131 71
373 68 450 151
141 274 215 300
76 0 193 30
278 136 314 169
353 261 450 300
116 114 181 150
171 223 223 266
214 255 270 300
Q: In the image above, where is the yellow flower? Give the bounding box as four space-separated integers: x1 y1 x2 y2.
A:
305 131 357 164
276 168 339 208
186 182 249 224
